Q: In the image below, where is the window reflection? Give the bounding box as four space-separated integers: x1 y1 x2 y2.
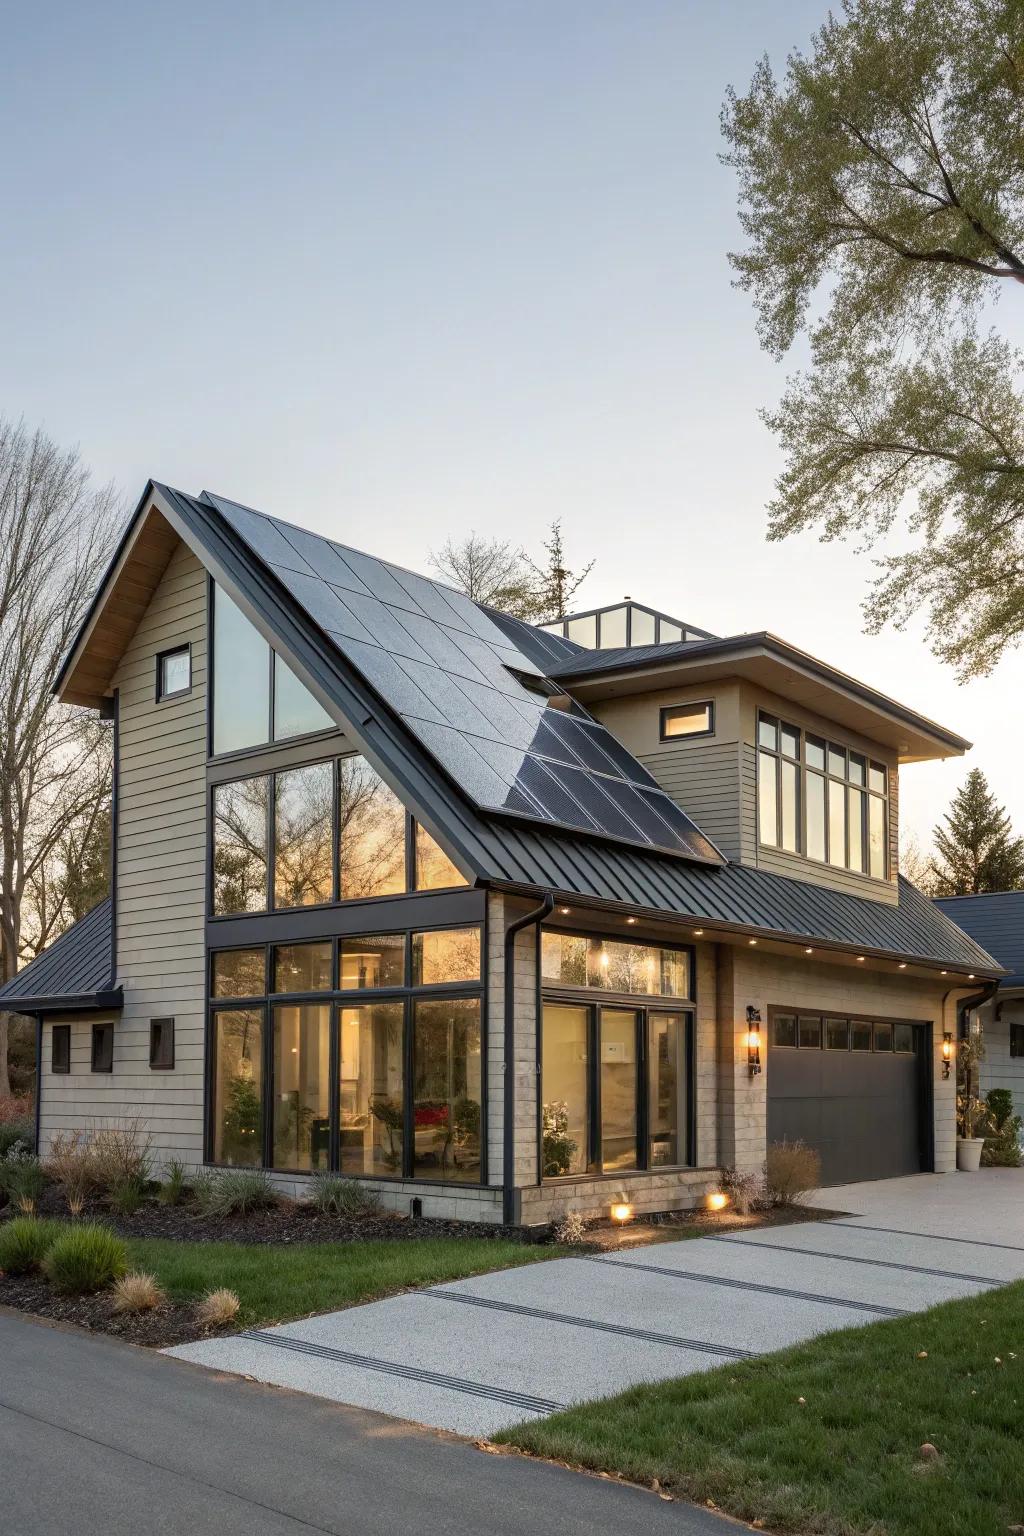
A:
340 934 405 989
211 1009 263 1166
339 1001 404 1176
213 777 269 915
273 654 334 740
412 997 481 1181
541 930 689 998
338 757 406 898
541 1003 589 1176
212 586 270 755
274 762 333 909
649 1013 687 1167
600 1008 638 1171
212 948 265 998
273 942 332 993
412 927 481 986
414 823 467 891
272 1004 331 1170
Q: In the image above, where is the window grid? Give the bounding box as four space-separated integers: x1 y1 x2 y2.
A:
770 1010 918 1054
757 712 888 878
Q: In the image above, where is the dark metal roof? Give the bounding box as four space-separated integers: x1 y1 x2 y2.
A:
483 608 586 671
934 893 1024 988
0 899 121 1014
549 632 971 753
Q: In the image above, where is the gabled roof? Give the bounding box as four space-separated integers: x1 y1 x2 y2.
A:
0 899 121 1014
549 633 970 763
933 893 1024 989
51 482 999 975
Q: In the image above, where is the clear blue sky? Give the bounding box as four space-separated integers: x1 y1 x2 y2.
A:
3 0 1018 850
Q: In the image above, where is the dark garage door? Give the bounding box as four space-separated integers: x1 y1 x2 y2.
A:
767 1013 928 1185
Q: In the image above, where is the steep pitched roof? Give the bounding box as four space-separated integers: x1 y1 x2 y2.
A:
0 899 121 1014
51 483 999 975
934 893 1024 988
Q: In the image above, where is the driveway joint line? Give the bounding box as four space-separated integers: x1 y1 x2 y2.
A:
824 1221 1024 1253
584 1254 909 1316
712 1236 999 1284
422 1287 756 1356
240 1330 565 1414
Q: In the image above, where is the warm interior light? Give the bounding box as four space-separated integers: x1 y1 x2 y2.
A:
610 1202 633 1224
707 1191 729 1212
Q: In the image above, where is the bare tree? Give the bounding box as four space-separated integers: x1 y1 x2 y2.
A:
430 533 538 618
0 419 120 1096
899 832 936 895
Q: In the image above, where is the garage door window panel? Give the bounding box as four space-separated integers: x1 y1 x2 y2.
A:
798 1015 823 1049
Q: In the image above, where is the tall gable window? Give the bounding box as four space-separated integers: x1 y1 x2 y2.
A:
758 711 888 878
211 583 333 755
212 753 467 916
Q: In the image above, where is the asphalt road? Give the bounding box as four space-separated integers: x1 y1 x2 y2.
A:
0 1310 730 1536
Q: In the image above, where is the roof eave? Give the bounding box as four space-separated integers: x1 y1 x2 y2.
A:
2 988 124 1016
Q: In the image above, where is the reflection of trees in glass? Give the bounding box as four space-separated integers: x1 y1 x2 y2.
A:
213 777 269 914
542 1100 577 1177
415 823 467 890
214 1010 263 1165
542 931 688 997
413 927 480 985
213 947 265 998
413 999 481 1181
339 756 406 898
274 764 333 908
369 1095 403 1170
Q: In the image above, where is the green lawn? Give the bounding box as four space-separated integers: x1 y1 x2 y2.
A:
126 1236 564 1330
497 1280 1024 1536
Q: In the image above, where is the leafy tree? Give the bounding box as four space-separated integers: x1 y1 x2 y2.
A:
722 0 1024 677
929 767 1024 894
431 519 593 623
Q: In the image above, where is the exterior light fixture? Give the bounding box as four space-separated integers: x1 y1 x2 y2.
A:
707 1191 729 1212
693 928 704 937
804 947 814 954
942 1032 954 1079
558 906 571 916
745 1005 762 1076
748 938 758 946
968 973 975 980
626 916 637 925
610 1202 633 1224
857 955 865 963
940 969 948 975
898 962 907 970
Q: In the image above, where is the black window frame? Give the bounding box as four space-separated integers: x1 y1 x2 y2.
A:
659 700 715 742
91 1022 113 1073
768 1006 921 1055
757 710 889 879
155 643 192 702
149 1017 175 1070
539 928 696 1181
205 918 487 1186
1010 1022 1024 1059
51 1023 71 1074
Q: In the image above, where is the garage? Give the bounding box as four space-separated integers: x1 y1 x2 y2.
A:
766 1010 928 1185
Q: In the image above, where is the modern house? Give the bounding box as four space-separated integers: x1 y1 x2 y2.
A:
934 892 1024 1123
0 483 1002 1223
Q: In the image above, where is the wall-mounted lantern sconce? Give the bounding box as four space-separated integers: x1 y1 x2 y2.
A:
942 1032 954 1079
745 1006 762 1076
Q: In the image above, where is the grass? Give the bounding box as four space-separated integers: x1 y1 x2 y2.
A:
125 1235 565 1330
497 1280 1024 1536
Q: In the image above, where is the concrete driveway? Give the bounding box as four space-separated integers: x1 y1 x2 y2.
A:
169 1169 1024 1439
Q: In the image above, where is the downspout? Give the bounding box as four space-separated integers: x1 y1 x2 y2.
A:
34 1014 42 1154
503 892 554 1226
957 980 999 1039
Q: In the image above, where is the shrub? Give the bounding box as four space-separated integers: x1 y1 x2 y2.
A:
765 1138 821 1206
0 1117 34 1159
308 1172 381 1217
981 1088 1023 1167
158 1159 188 1206
195 1168 277 1217
722 1166 766 1216
0 1217 65 1275
109 1173 148 1214
553 1209 587 1244
196 1287 240 1329
0 1092 32 1125
44 1223 128 1294
46 1129 97 1206
89 1119 152 1193
0 1150 48 1213
110 1271 165 1313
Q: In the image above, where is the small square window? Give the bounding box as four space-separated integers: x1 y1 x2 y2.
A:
772 1013 797 1047
157 645 191 700
825 1017 850 1050
52 1024 71 1074
150 1018 175 1070
893 1023 915 1053
660 701 714 740
851 1020 873 1051
798 1015 823 1049
1011 1023 1024 1059
91 1022 113 1073
874 1021 894 1052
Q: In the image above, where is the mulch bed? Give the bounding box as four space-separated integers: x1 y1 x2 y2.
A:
576 1202 845 1250
0 1272 205 1349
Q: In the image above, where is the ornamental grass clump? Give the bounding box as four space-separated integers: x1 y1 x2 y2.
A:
110 1271 166 1314
44 1223 128 1294
308 1171 381 1217
158 1158 188 1206
196 1287 240 1329
196 1168 277 1217
765 1138 821 1207
0 1217 65 1275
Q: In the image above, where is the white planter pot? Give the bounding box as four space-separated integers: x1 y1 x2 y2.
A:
956 1137 984 1172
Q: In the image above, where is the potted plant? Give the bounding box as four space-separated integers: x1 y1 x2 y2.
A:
956 1033 987 1171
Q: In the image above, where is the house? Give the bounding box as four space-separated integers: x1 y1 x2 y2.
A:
0 483 1002 1223
934 892 1024 1123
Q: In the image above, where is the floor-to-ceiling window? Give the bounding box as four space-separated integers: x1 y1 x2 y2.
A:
540 930 694 1180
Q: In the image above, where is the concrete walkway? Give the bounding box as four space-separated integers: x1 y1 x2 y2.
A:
168 1169 1024 1439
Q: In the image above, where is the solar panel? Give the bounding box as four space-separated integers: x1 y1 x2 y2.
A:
204 492 724 864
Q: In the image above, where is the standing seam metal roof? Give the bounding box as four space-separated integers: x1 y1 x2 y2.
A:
933 893 1024 988
0 898 119 1011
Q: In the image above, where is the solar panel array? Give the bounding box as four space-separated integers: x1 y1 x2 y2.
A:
203 493 723 863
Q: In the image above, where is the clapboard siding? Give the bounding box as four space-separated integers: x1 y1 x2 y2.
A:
39 540 208 1170
635 740 742 859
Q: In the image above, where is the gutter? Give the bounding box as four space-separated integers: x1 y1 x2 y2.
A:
502 892 554 1226
957 979 1000 1039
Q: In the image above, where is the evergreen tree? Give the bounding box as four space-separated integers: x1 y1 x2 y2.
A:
522 520 595 623
929 769 1024 895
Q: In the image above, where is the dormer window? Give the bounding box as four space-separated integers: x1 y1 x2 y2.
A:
157 645 191 700
758 711 888 878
